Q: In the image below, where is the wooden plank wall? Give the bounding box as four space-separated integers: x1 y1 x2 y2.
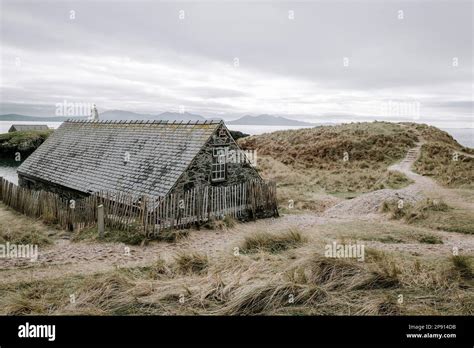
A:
0 177 278 237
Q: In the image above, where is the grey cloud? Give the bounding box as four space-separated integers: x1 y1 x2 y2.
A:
0 1 472 127
427 100 473 110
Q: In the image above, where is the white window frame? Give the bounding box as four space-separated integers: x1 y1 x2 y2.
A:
211 147 227 182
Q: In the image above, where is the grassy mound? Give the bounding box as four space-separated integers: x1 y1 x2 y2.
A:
0 130 53 156
414 143 474 189
240 122 417 169
238 122 472 210
239 122 417 207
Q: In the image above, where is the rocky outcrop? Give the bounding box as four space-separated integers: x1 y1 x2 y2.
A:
0 130 53 158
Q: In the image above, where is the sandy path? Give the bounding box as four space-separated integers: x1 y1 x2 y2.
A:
1 142 472 284
0 213 336 284
324 143 426 217
325 141 473 216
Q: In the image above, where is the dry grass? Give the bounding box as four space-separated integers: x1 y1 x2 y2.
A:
1 244 471 316
174 251 209 275
0 203 53 246
155 229 190 243
414 142 474 189
381 198 474 235
238 122 420 210
418 234 443 244
204 216 237 230
451 255 474 281
314 220 446 246
240 228 306 253
381 198 449 221
72 225 147 245
240 121 417 169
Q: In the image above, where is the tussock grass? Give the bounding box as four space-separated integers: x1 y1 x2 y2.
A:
418 234 443 244
0 204 53 246
204 216 237 230
363 264 401 290
156 229 189 243
381 198 447 222
70 273 134 314
72 226 147 245
0 277 81 315
287 253 400 291
0 227 51 246
451 255 473 280
381 198 474 235
174 251 209 275
73 225 191 244
414 142 474 189
317 220 447 246
288 256 363 288
380 171 414 190
381 198 450 222
120 259 171 280
220 281 309 315
1 246 473 315
240 228 306 254
102 227 147 246
223 216 237 228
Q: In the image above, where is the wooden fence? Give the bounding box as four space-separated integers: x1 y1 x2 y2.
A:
0 177 278 237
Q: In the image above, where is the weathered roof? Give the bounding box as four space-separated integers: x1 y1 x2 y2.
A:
18 120 222 198
9 124 49 132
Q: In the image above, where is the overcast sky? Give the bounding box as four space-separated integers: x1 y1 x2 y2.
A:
0 0 472 127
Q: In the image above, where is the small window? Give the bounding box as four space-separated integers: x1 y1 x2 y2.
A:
211 147 226 182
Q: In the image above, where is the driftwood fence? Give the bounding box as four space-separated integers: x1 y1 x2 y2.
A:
0 177 278 237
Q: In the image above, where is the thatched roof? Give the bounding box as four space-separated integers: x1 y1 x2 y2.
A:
18 120 222 198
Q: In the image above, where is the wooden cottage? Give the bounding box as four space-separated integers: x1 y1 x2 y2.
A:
17 120 268 208
8 124 49 132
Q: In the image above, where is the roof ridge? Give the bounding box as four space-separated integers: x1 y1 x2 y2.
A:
65 119 222 125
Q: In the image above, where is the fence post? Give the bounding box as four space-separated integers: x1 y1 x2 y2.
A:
98 204 104 238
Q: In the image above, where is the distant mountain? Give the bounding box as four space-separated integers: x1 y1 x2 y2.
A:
99 110 210 121
227 114 314 126
0 111 213 122
0 111 312 125
99 110 153 120
156 112 208 122
0 114 86 122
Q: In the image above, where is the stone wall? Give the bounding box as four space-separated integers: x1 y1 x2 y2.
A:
170 124 262 195
18 174 88 200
